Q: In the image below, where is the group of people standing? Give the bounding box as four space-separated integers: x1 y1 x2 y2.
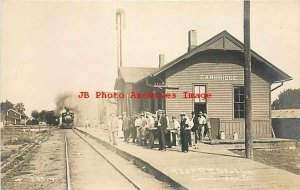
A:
178 111 211 152
107 109 212 153
120 111 163 147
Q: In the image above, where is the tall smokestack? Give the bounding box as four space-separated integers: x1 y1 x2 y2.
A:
159 54 165 68
116 8 125 69
188 30 197 51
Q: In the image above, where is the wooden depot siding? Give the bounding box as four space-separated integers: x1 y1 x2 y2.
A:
165 53 272 138
118 31 292 139
118 30 291 139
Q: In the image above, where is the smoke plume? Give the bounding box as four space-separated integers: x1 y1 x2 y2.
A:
55 92 80 113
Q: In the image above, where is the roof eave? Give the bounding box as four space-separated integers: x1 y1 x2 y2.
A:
272 77 293 84
134 75 152 86
134 30 292 84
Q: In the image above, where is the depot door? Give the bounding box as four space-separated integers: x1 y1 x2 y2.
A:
193 85 207 115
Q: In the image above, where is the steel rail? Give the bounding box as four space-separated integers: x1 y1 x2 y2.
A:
64 130 72 190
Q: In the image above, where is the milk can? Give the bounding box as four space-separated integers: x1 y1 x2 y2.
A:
233 132 238 140
220 131 225 140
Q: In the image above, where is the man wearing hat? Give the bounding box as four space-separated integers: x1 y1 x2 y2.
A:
191 111 200 145
180 112 189 152
117 115 124 138
171 115 180 146
122 112 130 142
139 112 147 145
134 114 142 144
203 113 212 141
146 112 155 129
157 109 167 151
109 112 119 146
144 112 155 144
130 114 136 143
198 111 206 141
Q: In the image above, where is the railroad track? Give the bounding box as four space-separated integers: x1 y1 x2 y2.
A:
64 129 141 190
64 130 72 190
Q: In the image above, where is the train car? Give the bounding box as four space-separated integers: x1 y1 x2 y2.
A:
61 108 74 129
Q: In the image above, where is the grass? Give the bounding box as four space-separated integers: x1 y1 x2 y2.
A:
231 148 300 175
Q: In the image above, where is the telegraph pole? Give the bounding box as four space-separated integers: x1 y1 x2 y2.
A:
244 0 253 159
116 8 125 68
116 8 125 115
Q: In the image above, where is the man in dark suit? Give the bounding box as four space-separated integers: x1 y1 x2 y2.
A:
130 114 137 143
191 111 200 144
157 110 167 151
122 112 130 142
180 112 189 153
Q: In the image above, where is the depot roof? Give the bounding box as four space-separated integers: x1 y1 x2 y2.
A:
135 30 292 84
118 67 158 83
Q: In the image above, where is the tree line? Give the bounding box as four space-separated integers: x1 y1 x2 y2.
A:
28 110 59 125
0 100 59 125
271 88 300 110
0 100 26 114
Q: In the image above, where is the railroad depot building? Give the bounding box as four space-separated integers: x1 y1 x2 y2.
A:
114 30 292 139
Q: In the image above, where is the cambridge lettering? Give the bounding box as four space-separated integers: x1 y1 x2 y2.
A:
199 75 237 80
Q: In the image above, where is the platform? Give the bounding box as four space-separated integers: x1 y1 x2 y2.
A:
203 138 297 150
76 127 299 190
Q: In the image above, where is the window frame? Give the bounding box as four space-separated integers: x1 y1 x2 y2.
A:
192 84 208 114
193 85 207 103
233 85 245 119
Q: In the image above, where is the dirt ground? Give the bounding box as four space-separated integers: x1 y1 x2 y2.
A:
1 129 66 190
231 147 300 175
1 130 43 165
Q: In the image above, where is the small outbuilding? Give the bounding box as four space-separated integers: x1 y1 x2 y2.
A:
272 109 300 140
4 109 28 125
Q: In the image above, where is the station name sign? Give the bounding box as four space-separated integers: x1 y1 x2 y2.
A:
200 75 238 80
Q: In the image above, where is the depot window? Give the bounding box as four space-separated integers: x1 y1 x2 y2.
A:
234 86 245 118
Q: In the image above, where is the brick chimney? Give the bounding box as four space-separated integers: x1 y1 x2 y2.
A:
159 54 165 68
188 30 197 51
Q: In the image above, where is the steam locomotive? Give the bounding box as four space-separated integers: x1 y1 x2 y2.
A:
60 108 74 129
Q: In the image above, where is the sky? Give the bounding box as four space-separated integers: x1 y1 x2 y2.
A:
1 0 300 116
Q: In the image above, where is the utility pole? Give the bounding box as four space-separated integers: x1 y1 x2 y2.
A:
116 8 125 69
116 8 125 115
244 0 254 159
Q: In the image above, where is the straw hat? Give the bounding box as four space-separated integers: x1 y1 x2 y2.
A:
180 112 186 116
